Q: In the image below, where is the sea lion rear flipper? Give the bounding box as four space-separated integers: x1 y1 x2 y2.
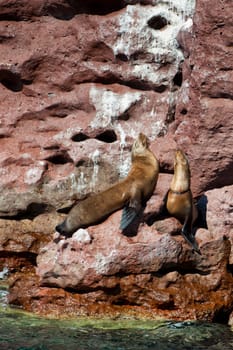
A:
181 227 201 255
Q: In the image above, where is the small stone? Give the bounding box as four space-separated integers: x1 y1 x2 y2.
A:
72 229 92 244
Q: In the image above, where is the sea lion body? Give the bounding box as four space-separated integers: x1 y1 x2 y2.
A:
166 150 200 254
56 133 159 236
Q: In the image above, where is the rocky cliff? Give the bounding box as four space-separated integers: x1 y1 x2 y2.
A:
0 0 233 322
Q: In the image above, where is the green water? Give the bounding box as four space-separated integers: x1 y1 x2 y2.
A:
1 288 233 349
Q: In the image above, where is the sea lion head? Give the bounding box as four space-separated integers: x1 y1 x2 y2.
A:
132 133 150 156
175 149 189 168
173 149 190 186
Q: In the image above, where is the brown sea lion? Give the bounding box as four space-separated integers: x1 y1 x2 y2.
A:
56 133 159 237
165 149 201 254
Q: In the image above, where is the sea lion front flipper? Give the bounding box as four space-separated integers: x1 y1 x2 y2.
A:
120 190 142 231
120 206 139 230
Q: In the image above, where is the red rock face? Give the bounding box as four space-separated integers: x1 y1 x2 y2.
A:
174 0 233 194
1 0 233 322
0 0 195 215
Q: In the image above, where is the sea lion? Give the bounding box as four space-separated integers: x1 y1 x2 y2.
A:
56 133 159 237
165 149 201 254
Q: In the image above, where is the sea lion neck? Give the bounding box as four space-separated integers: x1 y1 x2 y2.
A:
131 149 158 168
170 162 190 192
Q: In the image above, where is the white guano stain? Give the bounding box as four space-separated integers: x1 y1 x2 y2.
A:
116 124 131 178
89 149 100 191
88 0 195 137
24 166 44 185
180 80 190 105
95 250 119 275
77 171 87 195
89 86 141 129
112 1 195 83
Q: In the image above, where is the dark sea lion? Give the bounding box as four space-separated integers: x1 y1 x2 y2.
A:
56 133 159 237
165 150 201 254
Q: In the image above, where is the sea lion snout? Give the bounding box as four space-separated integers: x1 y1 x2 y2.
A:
138 132 149 147
55 221 68 236
175 149 188 165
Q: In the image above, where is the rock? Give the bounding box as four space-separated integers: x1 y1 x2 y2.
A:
0 0 233 323
0 0 195 216
25 184 229 320
173 0 233 196
0 212 63 254
202 185 233 264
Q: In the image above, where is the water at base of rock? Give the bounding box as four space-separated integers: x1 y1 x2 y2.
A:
0 300 233 350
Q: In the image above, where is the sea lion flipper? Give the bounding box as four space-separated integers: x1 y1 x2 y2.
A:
120 206 139 231
120 191 143 230
182 213 201 254
181 227 201 255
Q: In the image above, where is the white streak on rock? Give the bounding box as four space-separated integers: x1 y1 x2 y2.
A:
116 124 131 178
77 171 87 195
89 86 141 129
24 166 44 185
89 149 100 191
180 80 190 105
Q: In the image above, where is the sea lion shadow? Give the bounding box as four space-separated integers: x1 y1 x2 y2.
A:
193 194 208 233
144 194 208 237
145 201 170 227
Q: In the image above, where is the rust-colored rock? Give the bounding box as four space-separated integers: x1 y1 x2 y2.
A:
10 216 233 321
32 184 233 321
0 212 63 254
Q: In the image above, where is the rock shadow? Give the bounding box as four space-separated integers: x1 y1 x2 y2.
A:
0 69 23 92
